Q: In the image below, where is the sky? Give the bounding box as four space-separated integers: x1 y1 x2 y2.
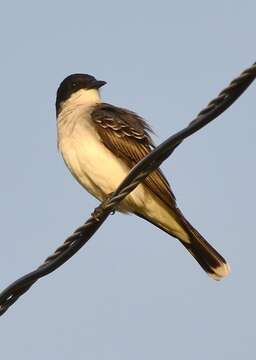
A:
0 1 255 359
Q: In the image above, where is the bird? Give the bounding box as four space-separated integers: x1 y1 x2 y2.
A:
56 73 230 281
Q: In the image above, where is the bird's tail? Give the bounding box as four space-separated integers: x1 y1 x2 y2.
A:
176 217 230 281
136 210 230 280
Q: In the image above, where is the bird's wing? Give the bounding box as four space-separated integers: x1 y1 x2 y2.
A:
91 104 230 281
91 103 176 208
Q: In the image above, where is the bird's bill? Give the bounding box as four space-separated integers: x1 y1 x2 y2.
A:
87 79 107 89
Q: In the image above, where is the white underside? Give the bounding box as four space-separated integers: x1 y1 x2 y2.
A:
59 105 146 212
57 93 189 241
56 89 230 280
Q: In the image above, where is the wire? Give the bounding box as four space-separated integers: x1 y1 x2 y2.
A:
0 62 255 316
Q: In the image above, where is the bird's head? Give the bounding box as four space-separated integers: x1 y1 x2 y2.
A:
56 73 106 115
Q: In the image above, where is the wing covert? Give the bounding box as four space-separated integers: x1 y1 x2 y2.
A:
91 103 176 207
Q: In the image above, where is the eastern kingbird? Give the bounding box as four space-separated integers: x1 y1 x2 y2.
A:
56 73 230 280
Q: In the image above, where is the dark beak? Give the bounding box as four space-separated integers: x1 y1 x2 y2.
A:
88 79 107 89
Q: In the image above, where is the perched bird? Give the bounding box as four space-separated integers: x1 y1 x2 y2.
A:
56 73 230 280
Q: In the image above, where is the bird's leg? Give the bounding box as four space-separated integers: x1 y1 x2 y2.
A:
91 192 115 222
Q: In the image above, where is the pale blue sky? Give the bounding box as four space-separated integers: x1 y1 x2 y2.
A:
0 1 255 359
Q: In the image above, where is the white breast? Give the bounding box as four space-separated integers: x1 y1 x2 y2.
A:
56 90 190 241
57 104 147 212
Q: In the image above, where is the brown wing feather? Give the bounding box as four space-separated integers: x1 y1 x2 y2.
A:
90 104 231 280
91 103 176 207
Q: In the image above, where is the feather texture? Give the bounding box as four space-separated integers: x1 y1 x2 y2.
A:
90 103 230 280
91 103 176 206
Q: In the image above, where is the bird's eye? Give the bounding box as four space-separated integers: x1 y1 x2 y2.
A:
72 82 77 87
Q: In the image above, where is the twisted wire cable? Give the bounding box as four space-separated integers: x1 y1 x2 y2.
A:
0 62 255 316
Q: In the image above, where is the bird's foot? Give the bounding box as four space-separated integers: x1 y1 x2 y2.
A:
91 193 115 222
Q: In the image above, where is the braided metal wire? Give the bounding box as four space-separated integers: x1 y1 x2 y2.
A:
0 62 255 316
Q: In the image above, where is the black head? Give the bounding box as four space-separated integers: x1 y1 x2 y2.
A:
56 73 106 115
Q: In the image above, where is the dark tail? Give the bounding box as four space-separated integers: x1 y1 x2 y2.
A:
178 222 230 280
136 210 230 281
